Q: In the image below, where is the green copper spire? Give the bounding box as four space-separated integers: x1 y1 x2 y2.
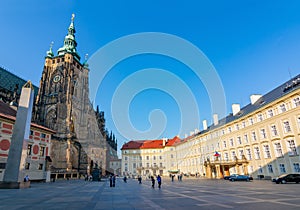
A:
46 41 54 58
57 14 81 60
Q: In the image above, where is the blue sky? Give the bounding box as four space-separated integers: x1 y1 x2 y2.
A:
1 1 300 153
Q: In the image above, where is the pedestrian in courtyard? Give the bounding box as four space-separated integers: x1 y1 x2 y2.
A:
123 176 127 183
24 175 30 182
109 175 113 187
138 176 142 184
171 174 174 182
151 176 155 188
157 175 162 189
112 175 116 187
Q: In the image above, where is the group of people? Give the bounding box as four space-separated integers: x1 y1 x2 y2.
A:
84 174 93 181
109 175 116 187
151 175 162 189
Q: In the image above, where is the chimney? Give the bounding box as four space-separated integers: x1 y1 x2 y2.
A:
213 114 218 126
232 104 240 116
203 120 207 130
250 94 262 105
162 138 167 146
194 128 199 134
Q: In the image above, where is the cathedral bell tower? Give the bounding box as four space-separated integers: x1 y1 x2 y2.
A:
33 14 96 172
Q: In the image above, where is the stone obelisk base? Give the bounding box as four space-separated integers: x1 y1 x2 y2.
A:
0 181 31 189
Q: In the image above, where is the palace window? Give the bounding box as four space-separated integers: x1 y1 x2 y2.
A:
39 146 45 157
268 109 274 118
294 97 300 107
286 139 298 156
159 156 162 160
238 149 244 159
242 121 246 128
279 164 286 173
40 133 46 138
25 163 30 170
270 125 278 136
224 152 229 161
263 145 271 159
228 127 232 133
38 164 43 170
297 116 300 128
124 157 128 161
267 164 274 173
244 134 249 143
293 163 300 172
235 124 239 130
27 144 32 156
160 162 163 167
283 121 291 133
229 139 234 147
231 151 236 160
251 131 257 141
146 156 149 160
254 146 260 159
260 128 266 139
274 142 283 157
257 113 263 122
171 154 174 158
223 140 227 148
249 118 254 125
279 104 287 113
153 156 156 160
258 166 263 174
246 148 252 160
133 163 136 168
237 136 242 145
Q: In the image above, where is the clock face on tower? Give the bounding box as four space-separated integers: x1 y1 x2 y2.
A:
53 75 61 83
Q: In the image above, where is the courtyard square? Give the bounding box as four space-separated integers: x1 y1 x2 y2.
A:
1 178 300 210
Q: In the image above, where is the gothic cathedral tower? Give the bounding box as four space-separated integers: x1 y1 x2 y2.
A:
34 15 107 175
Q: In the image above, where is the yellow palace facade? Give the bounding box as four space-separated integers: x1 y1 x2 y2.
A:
177 74 300 179
122 74 300 179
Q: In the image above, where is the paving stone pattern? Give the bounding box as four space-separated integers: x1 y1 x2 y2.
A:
1 178 300 210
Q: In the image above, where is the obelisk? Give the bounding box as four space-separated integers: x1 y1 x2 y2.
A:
0 81 34 189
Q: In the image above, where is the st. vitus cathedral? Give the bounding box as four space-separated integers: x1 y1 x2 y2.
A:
33 14 118 175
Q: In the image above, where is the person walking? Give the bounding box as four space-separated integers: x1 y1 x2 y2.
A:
138 176 142 184
112 175 116 187
24 175 30 182
151 176 155 188
109 175 113 187
123 176 127 183
157 175 162 189
171 174 174 182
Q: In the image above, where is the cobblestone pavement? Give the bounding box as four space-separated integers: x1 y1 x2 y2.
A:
1 177 300 210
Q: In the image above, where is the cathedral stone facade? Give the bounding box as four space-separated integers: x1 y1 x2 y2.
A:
33 15 113 175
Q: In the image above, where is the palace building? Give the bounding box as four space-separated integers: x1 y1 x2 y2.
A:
121 74 300 179
0 101 55 181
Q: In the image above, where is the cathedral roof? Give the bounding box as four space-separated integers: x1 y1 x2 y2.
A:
0 66 39 101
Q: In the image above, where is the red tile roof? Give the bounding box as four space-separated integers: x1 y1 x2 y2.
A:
121 136 182 150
